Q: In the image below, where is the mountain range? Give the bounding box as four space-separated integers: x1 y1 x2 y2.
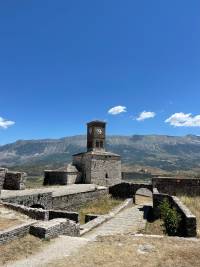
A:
1 134 200 175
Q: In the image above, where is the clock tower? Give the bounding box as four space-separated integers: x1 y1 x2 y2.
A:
87 121 106 152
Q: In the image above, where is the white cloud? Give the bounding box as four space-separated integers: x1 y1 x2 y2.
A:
0 117 15 129
165 112 200 127
108 106 127 115
136 111 156 121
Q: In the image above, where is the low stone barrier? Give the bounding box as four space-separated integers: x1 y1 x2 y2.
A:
30 218 80 239
153 188 197 237
0 221 35 244
2 202 79 223
2 202 49 220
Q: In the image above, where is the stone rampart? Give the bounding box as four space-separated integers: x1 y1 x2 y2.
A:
52 187 108 211
152 177 200 196
153 188 197 237
1 192 53 209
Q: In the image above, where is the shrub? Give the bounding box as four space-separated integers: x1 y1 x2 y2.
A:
159 198 181 236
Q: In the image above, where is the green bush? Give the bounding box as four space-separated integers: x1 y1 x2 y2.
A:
159 198 181 236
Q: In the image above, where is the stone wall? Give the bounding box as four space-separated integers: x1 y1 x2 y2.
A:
0 221 35 244
43 170 81 186
152 177 200 196
52 187 108 211
1 192 53 209
0 168 7 195
90 154 122 186
3 171 26 190
3 202 49 220
153 188 197 237
109 182 153 202
30 218 80 239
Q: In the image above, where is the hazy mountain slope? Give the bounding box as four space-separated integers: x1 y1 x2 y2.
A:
1 134 200 172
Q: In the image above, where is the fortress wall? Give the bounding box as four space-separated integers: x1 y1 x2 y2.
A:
52 187 108 211
152 177 200 196
1 192 53 210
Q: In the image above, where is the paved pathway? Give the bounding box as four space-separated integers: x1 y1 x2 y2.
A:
6 204 147 267
85 204 146 240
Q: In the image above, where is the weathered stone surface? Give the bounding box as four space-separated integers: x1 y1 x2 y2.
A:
2 202 49 220
1 192 53 210
0 221 35 244
52 187 108 211
4 171 26 190
73 151 122 186
44 164 81 186
30 218 80 239
0 168 7 195
152 177 200 196
109 182 153 201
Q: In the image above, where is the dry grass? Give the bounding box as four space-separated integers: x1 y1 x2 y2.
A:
0 217 23 231
179 195 200 236
143 219 164 236
0 234 45 266
48 234 200 267
0 205 31 231
79 195 123 224
135 195 152 205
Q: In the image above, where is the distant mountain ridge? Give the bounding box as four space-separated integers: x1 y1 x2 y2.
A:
1 134 200 172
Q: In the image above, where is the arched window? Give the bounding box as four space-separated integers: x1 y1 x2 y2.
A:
105 173 109 179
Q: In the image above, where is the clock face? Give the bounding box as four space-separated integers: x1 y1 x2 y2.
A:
96 128 103 135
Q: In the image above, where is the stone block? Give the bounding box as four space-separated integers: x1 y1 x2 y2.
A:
30 218 80 239
4 171 26 190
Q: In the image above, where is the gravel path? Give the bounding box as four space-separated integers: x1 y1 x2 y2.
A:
6 204 146 267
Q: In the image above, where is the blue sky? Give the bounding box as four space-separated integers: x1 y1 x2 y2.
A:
1 0 200 144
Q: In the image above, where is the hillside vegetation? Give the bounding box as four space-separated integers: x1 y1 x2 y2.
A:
1 134 200 175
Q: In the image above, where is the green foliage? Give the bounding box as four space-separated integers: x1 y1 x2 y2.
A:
159 198 181 236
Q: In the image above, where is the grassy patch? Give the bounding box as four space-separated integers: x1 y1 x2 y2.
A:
179 195 200 236
79 195 123 224
0 234 44 265
143 218 164 235
25 176 43 188
0 217 23 231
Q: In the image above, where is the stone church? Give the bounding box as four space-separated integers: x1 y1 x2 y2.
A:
44 121 122 187
73 121 122 186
